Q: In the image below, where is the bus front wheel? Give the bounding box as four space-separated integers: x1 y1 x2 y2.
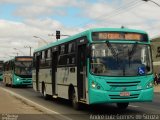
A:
117 103 129 110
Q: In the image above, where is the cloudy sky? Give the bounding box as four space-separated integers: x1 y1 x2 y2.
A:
0 0 160 60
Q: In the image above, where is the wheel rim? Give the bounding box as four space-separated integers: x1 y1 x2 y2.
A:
73 93 77 105
43 87 46 97
72 91 80 109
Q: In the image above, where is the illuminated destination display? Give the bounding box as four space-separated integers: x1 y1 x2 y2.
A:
16 57 33 61
92 32 147 41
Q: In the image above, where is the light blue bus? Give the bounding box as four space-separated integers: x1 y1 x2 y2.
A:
33 28 153 110
3 56 33 87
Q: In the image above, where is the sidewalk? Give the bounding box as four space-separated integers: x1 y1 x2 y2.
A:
154 84 160 93
0 86 71 120
0 87 43 114
0 87 57 120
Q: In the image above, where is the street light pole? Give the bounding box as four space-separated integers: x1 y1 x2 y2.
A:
33 36 48 44
24 46 32 56
142 0 160 7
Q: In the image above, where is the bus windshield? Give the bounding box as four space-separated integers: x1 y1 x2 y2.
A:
90 43 152 76
15 61 32 76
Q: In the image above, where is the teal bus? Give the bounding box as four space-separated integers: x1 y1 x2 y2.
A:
0 61 3 81
3 56 33 87
33 28 153 110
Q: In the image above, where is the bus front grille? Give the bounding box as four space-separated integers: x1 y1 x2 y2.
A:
109 94 139 99
21 78 31 81
107 81 140 87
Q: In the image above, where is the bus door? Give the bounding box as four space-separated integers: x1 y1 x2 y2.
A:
51 47 58 95
77 38 87 101
36 55 40 91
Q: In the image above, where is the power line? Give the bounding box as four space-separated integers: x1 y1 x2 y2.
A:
86 1 145 27
75 0 143 27
102 1 144 20
142 0 160 7
100 0 141 20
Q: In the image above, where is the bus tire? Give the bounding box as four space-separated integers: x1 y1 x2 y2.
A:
42 83 49 100
117 102 129 110
71 89 80 110
11 84 15 88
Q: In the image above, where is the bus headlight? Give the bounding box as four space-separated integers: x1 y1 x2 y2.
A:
17 78 20 81
91 81 102 90
91 81 96 88
146 81 153 89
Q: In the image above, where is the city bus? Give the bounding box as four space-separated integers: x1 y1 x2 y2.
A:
33 28 153 110
0 61 3 81
3 56 33 87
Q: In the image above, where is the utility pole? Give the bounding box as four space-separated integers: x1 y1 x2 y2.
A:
24 46 32 56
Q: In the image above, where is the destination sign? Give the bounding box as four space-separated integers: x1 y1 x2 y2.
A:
92 32 147 41
16 57 33 61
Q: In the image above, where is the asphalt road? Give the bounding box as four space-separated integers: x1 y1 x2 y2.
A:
0 82 160 120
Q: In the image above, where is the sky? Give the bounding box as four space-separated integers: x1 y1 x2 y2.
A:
0 0 160 60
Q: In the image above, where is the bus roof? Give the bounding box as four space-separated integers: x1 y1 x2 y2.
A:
34 27 148 53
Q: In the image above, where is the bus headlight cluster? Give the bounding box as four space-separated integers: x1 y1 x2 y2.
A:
91 81 96 88
146 81 153 89
91 81 102 90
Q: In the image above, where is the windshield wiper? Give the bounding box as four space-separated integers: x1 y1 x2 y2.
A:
128 42 138 67
106 41 118 58
106 41 119 66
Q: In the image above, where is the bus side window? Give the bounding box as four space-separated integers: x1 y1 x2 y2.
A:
46 49 51 67
68 42 75 53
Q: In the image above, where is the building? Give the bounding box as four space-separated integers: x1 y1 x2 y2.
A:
151 36 160 74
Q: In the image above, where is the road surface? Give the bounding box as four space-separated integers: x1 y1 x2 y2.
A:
0 82 160 120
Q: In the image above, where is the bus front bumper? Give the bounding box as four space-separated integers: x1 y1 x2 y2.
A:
89 88 153 104
14 79 32 86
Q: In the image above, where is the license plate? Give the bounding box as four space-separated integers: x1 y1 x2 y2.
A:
120 92 130 96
